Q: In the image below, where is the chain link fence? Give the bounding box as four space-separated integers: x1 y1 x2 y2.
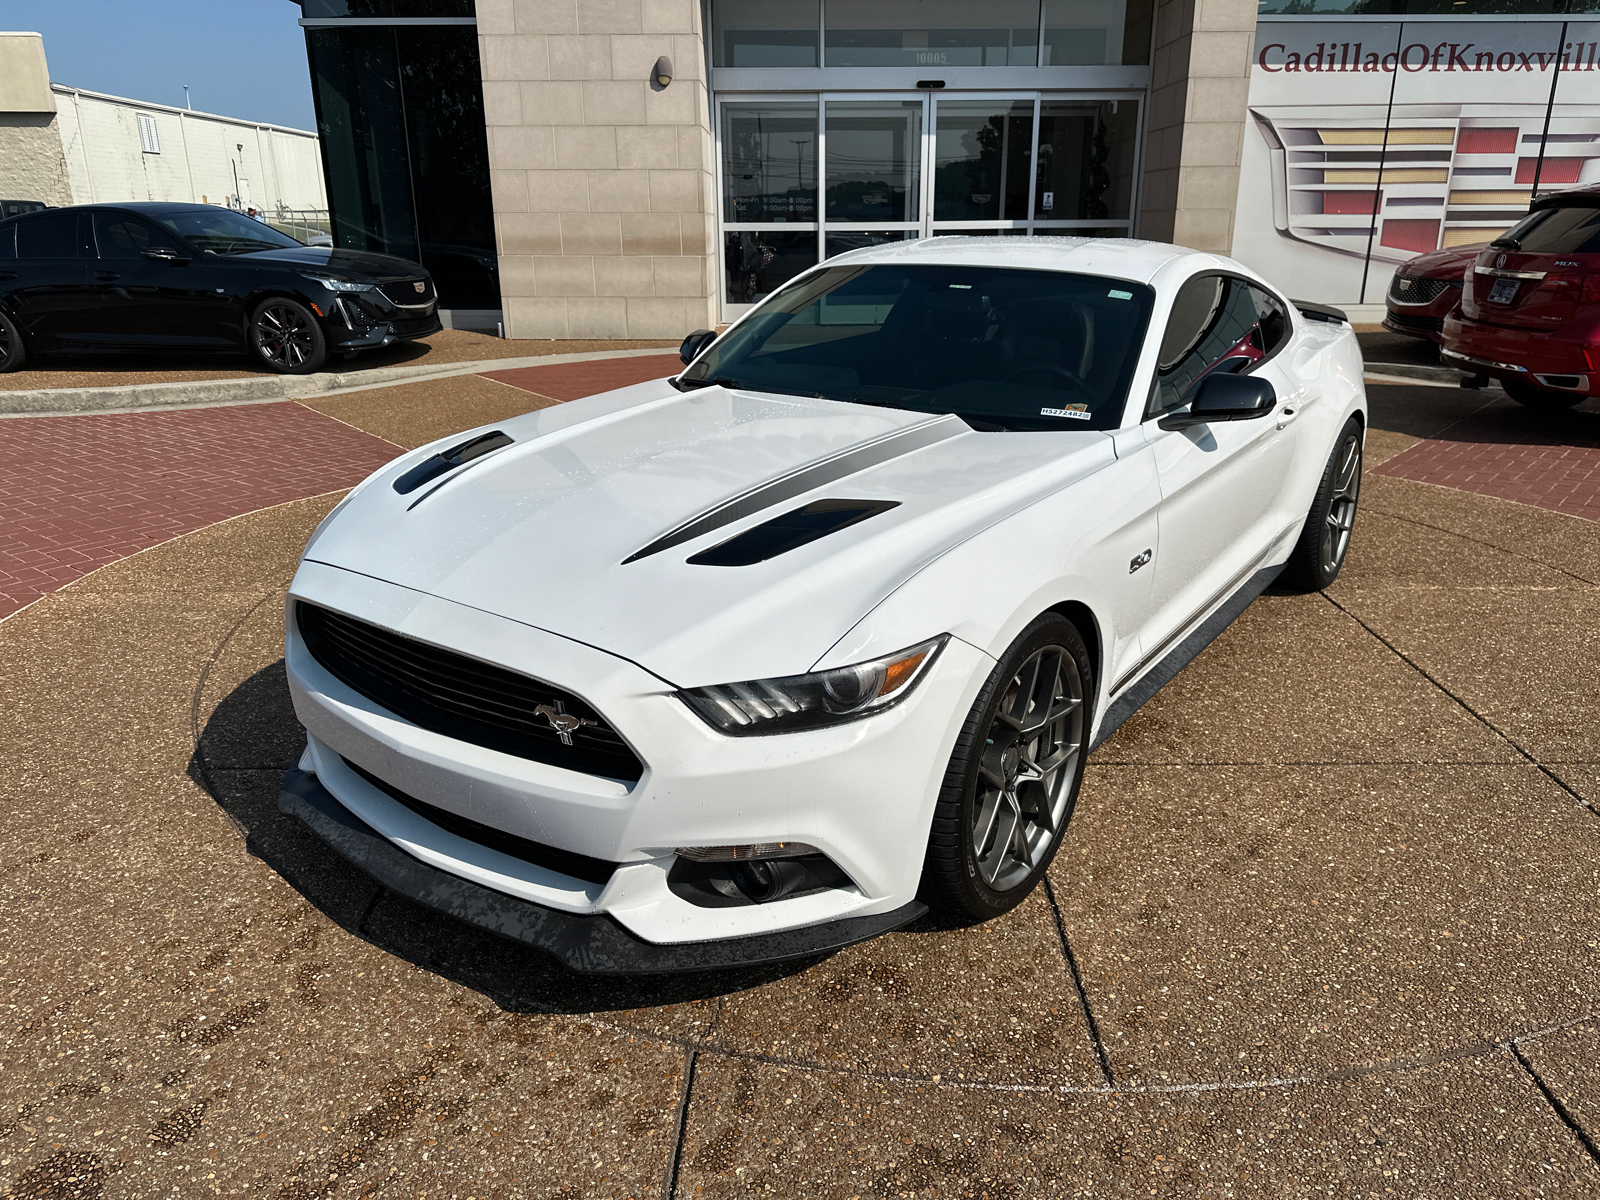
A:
266 208 333 246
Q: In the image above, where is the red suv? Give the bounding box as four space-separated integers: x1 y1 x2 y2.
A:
1383 245 1480 343
1442 186 1600 410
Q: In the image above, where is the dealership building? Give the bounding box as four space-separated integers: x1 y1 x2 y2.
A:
293 0 1600 336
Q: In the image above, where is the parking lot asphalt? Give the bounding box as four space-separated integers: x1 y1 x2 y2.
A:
1 370 1598 1196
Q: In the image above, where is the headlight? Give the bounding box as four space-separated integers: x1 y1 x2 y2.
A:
680 636 946 735
301 273 373 293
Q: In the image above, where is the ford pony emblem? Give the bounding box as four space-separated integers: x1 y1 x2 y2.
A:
534 700 597 745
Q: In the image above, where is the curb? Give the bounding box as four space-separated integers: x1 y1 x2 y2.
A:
0 346 680 417
1363 361 1476 386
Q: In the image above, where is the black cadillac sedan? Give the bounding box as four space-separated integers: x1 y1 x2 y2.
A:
0 203 442 375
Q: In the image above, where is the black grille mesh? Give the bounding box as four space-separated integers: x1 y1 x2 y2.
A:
380 278 435 306
1388 274 1452 305
297 602 643 782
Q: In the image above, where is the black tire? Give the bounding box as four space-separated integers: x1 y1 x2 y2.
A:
921 614 1093 922
1280 416 1363 592
1503 377 1584 411
0 308 26 373
248 297 327 375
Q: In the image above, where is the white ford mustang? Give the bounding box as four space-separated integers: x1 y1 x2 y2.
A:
280 237 1366 973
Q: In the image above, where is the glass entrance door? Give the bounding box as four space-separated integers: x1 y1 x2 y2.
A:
718 90 1142 315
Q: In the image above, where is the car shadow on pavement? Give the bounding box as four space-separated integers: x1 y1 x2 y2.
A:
189 660 836 1013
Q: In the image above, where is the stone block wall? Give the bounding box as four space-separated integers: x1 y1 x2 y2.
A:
476 0 716 339
1138 0 1256 254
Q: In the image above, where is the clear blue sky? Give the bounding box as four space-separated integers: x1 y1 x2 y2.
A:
5 1 317 130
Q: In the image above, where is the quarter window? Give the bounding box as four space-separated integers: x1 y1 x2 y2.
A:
1150 275 1287 416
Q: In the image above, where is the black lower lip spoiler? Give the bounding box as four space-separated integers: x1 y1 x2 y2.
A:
277 768 926 974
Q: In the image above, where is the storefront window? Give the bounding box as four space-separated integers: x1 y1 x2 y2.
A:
299 0 475 16
713 0 820 67
825 101 923 222
933 100 1035 222
722 103 818 222
724 231 818 304
825 230 913 257
1034 98 1140 222
824 0 1041 67
1255 0 1596 12
1042 0 1152 65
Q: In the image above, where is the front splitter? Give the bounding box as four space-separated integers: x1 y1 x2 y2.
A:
278 768 927 974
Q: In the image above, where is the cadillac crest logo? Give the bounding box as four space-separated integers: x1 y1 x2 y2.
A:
534 700 597 745
413 281 426 294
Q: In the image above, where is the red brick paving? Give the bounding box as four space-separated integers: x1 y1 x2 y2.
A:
1375 399 1600 523
479 353 681 400
0 403 400 620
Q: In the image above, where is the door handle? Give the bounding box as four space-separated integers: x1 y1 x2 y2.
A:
0 271 14 281
95 271 121 281
1276 405 1297 430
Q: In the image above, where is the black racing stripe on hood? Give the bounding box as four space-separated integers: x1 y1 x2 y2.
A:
621 414 966 564
686 499 900 566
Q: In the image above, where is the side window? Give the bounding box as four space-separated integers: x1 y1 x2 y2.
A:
0 222 15 261
1149 275 1279 416
94 213 181 259
16 212 86 259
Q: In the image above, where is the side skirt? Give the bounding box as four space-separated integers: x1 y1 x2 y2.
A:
1090 562 1285 750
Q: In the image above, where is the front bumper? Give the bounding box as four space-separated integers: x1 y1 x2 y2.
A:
284 559 987 952
325 294 442 350
279 767 925 973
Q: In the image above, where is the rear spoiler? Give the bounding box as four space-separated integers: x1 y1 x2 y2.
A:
1291 299 1348 325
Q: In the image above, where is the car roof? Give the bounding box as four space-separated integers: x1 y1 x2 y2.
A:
817 235 1211 286
1532 184 1600 211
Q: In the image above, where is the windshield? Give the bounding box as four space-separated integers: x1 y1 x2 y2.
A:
155 209 303 256
679 263 1155 432
1494 204 1600 254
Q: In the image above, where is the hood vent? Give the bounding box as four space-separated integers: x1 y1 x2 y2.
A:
393 430 514 496
687 499 900 566
623 414 964 564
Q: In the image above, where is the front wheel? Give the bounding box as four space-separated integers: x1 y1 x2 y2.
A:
1280 416 1363 592
248 297 327 375
0 308 26 373
921 614 1093 921
1503 377 1584 411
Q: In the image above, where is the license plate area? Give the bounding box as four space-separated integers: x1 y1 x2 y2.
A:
1487 277 1520 304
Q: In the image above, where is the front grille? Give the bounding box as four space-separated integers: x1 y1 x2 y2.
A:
342 757 618 885
1388 274 1453 305
297 602 644 782
390 314 439 337
380 278 435 307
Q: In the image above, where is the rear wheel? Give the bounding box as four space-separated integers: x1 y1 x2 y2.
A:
922 614 1093 921
0 309 26 373
248 298 326 375
1281 417 1363 592
1503 377 1584 411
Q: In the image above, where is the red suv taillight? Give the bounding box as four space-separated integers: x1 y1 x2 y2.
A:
1582 275 1600 306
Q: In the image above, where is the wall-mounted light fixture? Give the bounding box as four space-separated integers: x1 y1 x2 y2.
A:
653 56 673 87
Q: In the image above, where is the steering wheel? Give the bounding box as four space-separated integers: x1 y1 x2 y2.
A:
1003 362 1090 394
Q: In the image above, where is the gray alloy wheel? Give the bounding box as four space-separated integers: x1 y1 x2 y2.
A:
970 644 1085 891
1281 416 1363 591
249 298 326 375
922 613 1093 921
0 308 25 373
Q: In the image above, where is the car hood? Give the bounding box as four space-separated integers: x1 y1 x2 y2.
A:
302 381 1115 686
229 245 426 280
1397 244 1482 281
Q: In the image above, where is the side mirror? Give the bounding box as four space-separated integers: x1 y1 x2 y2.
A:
679 328 716 365
143 247 189 266
1158 371 1276 430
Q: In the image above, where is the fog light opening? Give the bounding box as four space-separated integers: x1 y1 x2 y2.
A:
731 858 813 903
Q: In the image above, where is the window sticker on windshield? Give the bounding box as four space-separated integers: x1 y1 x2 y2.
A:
1041 406 1092 420
1108 289 1133 300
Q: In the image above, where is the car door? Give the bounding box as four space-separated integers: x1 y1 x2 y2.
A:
88 212 220 347
1140 274 1301 659
8 210 95 346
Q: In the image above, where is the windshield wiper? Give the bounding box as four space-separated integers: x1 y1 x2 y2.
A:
672 376 830 401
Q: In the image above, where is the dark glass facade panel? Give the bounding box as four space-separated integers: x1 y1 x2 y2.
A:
299 0 475 17
713 0 820 66
396 27 500 308
724 231 818 304
825 101 923 222
933 100 1035 221
825 0 1041 66
1034 97 1139 221
306 24 499 308
1042 0 1153 64
1256 0 1593 13
825 230 912 257
722 103 818 222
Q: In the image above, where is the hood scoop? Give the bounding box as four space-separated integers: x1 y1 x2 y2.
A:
622 414 964 564
394 430 515 506
686 499 900 567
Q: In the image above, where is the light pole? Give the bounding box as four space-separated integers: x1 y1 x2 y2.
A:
183 85 192 110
